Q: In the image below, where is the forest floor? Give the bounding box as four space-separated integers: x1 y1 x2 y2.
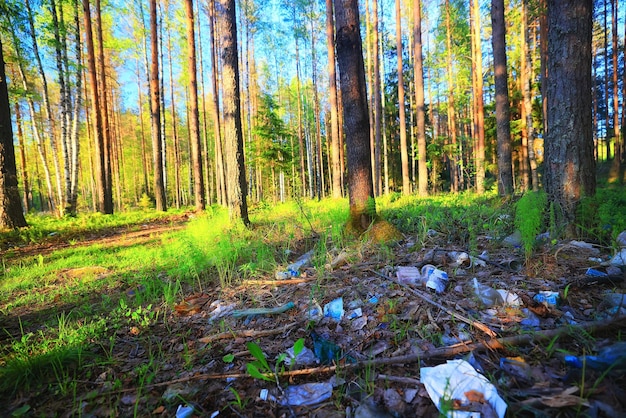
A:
1 213 625 417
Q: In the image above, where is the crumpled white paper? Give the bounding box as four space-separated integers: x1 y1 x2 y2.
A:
421 359 507 418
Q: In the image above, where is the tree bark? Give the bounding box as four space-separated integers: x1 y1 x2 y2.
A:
0 39 27 229
184 0 206 211
445 0 459 193
413 0 427 196
545 0 595 236
95 0 114 213
396 0 410 195
326 0 342 199
491 0 514 196
14 103 31 212
335 0 375 231
149 0 167 211
522 0 539 191
470 0 486 194
216 0 249 225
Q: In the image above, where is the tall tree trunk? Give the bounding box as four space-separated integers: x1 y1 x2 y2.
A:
470 0 486 194
149 0 167 211
445 0 459 193
326 0 342 198
545 0 595 237
95 0 114 213
184 0 206 211
335 0 375 231
216 0 249 225
67 0 82 215
609 0 623 181
209 0 227 206
413 0 428 196
166 27 182 209
522 0 539 191
83 0 108 214
491 0 513 196
0 39 27 228
373 0 383 196
396 0 411 195
14 103 31 212
310 7 324 199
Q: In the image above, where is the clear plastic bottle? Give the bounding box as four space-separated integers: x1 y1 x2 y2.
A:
472 278 504 307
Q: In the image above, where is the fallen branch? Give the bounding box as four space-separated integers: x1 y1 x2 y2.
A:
198 323 297 344
243 277 317 286
367 268 497 338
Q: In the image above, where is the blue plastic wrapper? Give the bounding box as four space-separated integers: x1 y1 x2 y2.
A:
564 342 626 373
533 291 559 306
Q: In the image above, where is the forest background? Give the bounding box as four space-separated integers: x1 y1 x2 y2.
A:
0 0 623 225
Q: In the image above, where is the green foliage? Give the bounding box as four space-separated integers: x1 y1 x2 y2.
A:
577 187 626 245
515 191 547 259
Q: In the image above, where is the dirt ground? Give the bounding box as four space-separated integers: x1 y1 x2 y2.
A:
2 217 625 417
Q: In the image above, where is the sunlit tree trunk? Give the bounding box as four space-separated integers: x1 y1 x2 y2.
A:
326 0 342 198
396 0 411 195
335 0 375 231
0 39 27 228
470 0 486 194
445 0 459 193
217 0 249 224
373 0 383 196
94 0 114 213
83 0 109 213
149 0 167 211
413 0 427 196
14 104 31 212
184 0 206 211
166 27 181 209
491 0 513 195
522 0 539 191
209 0 227 206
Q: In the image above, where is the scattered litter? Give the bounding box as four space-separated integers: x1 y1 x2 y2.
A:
275 250 313 279
497 289 521 306
570 240 600 254
231 302 295 318
617 230 626 247
503 230 522 247
323 297 344 321
603 292 626 309
351 315 368 330
533 291 559 307
520 308 541 328
500 259 522 272
175 404 194 418
421 359 507 418
208 301 236 323
586 268 608 277
473 278 504 307
284 344 317 366
348 308 363 319
396 266 421 285
605 248 626 266
564 342 626 373
448 251 470 268
354 399 394 418
278 381 333 406
421 264 449 293
306 301 324 321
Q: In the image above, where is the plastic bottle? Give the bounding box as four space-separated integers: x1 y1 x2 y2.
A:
473 278 504 307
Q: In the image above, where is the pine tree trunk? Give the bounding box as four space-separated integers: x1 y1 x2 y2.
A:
149 0 167 211
491 0 513 196
335 0 375 231
545 0 595 237
0 40 27 228
373 0 383 196
445 0 459 193
396 0 411 195
413 0 428 196
14 104 31 212
184 0 205 210
326 0 342 198
470 0 486 194
216 0 249 225
522 0 539 191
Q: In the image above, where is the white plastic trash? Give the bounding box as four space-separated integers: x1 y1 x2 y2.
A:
421 264 449 293
323 297 344 321
421 359 507 418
